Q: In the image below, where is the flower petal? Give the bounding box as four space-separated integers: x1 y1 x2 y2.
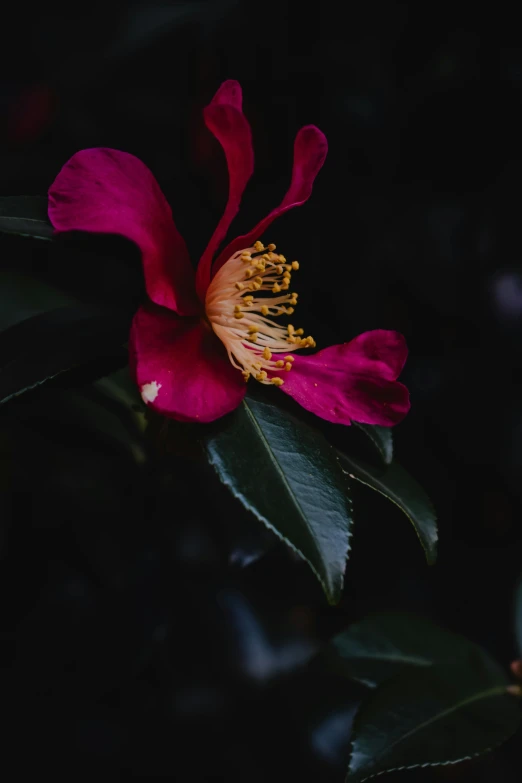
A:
280 330 410 426
48 148 199 316
211 125 328 276
195 80 255 300
129 303 246 422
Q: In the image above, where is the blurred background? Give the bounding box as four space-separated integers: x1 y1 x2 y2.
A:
1 1 522 779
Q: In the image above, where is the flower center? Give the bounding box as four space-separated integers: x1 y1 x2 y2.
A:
205 241 316 385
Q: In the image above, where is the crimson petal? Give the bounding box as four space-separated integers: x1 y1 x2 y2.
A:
49 148 199 316
280 330 410 426
195 80 255 300
211 125 328 276
129 304 246 423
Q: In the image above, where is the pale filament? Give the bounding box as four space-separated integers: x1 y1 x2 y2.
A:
205 241 316 385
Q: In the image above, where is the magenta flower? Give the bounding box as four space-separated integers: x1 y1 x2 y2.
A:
48 80 409 425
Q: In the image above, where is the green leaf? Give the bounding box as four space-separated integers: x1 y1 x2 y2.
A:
332 613 521 780
0 196 53 240
0 271 73 332
328 611 483 688
348 661 519 782
43 385 148 465
337 451 437 566
203 392 353 604
354 423 393 464
0 306 129 405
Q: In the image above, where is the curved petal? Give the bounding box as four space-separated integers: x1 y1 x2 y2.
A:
211 125 328 276
129 303 246 422
280 331 410 426
49 148 199 316
195 80 255 301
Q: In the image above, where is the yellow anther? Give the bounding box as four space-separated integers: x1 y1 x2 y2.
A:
205 242 314 388
291 292 298 299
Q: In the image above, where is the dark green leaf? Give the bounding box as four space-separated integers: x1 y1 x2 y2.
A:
52 387 147 465
0 271 73 332
354 423 393 464
0 196 53 240
337 451 437 565
0 306 129 405
204 392 353 604
328 611 482 687
94 367 148 434
348 661 519 782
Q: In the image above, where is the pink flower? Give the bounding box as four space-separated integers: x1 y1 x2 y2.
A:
48 80 410 425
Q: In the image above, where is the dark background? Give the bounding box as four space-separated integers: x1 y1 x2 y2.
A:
1 1 522 779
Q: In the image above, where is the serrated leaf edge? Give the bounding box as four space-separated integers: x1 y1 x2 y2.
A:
205 400 354 604
354 423 393 465
338 454 438 566
346 684 515 783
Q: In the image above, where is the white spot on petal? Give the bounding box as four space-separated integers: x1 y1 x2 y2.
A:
141 381 161 404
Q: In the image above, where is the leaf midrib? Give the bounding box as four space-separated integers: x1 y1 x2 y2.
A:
343 652 431 666
0 216 48 225
338 451 437 563
354 684 507 779
242 399 325 567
